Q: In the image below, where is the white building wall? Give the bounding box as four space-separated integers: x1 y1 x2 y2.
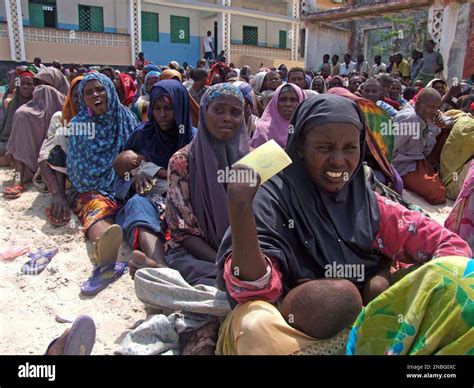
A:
231 15 266 46
305 23 349 70
55 0 122 32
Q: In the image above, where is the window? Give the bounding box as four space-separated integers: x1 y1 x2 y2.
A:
243 26 258 46
142 11 159 42
78 5 104 32
28 0 57 28
279 30 287 49
170 15 189 44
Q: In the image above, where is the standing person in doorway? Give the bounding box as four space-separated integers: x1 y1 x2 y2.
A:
203 31 214 62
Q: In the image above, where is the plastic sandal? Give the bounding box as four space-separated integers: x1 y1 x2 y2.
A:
80 261 128 296
3 185 24 199
44 208 70 227
21 247 59 275
63 315 96 355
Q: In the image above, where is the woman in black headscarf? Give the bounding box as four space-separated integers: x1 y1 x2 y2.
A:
215 94 471 355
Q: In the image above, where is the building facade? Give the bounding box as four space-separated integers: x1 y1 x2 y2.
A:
303 0 474 80
0 0 312 69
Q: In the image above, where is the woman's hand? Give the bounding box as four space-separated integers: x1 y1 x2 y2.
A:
227 165 261 210
132 173 155 195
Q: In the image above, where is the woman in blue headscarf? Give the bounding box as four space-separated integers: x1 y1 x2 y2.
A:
115 80 196 277
132 70 161 121
67 72 139 266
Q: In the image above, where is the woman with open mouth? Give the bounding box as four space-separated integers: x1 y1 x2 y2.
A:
66 72 139 269
215 93 472 355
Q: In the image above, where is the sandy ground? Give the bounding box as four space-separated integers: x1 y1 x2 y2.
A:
0 166 455 355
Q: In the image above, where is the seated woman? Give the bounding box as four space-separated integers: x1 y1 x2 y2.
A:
215 94 471 355
115 80 195 278
164 83 250 287
252 70 281 116
327 87 403 194
4 81 66 199
39 76 84 225
440 107 474 200
311 76 326 94
445 160 474 252
67 72 138 266
250 83 304 149
0 69 35 163
327 75 344 90
114 73 136 109
131 70 161 122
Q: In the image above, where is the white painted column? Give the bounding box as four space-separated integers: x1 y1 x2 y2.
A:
291 0 300 62
218 0 231 62
439 2 460 80
4 0 26 61
129 0 142 65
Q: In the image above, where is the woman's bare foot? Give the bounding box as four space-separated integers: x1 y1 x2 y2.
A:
128 250 163 279
46 328 70 355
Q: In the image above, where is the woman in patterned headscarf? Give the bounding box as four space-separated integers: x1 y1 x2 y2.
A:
131 70 161 121
66 72 138 266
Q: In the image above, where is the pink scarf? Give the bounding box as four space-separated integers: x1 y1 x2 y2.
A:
250 83 304 148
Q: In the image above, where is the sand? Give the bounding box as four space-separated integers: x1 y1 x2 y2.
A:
0 166 455 355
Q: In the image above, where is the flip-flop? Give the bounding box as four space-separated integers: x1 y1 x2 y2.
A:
63 315 96 355
21 247 59 275
93 224 123 267
44 207 70 227
3 185 24 199
80 261 128 296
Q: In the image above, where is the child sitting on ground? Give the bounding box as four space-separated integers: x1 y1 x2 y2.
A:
113 150 168 202
280 279 363 339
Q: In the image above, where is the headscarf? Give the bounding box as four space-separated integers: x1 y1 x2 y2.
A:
34 67 70 95
189 84 250 250
426 78 448 94
7 85 65 177
126 80 194 168
311 76 327 93
250 83 304 148
232 80 257 114
143 64 162 74
160 69 182 82
67 72 138 196
117 73 137 107
61 76 84 124
327 87 400 192
25 64 39 75
208 62 231 85
251 71 269 94
142 70 161 97
0 71 34 142
217 94 382 298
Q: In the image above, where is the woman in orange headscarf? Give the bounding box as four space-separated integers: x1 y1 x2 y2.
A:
39 76 84 225
160 69 183 82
